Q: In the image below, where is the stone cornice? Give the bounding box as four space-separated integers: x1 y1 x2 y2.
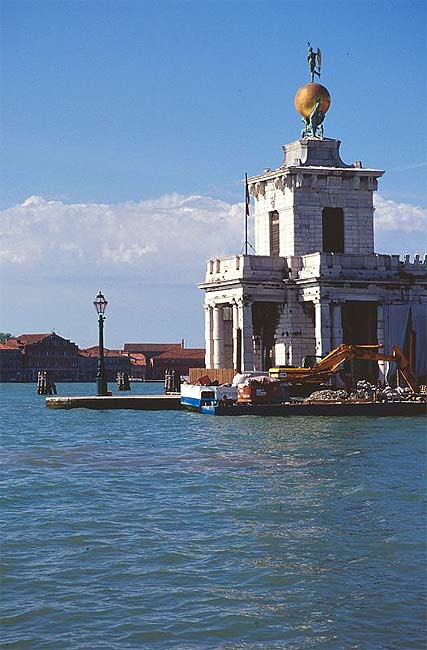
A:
288 276 426 290
198 279 287 292
247 138 384 192
248 165 384 185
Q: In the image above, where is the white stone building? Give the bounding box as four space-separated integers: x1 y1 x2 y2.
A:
199 137 427 382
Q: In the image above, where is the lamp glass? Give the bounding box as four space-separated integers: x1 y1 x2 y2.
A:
94 291 108 315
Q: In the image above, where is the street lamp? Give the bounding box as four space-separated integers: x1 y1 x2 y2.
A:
93 290 108 396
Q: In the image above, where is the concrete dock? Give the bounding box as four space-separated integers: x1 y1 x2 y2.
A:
46 394 426 416
46 395 181 410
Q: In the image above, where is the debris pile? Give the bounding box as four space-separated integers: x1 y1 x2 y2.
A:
306 389 348 402
306 381 426 403
378 386 426 403
349 380 377 400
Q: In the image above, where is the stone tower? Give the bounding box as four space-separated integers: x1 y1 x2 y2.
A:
199 63 427 383
251 138 381 259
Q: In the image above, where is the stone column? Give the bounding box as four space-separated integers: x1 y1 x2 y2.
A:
232 302 240 370
330 303 343 350
212 305 224 369
241 299 254 371
315 302 331 358
204 305 213 369
377 304 388 385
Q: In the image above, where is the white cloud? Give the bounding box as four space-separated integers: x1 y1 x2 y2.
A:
0 193 246 283
1 192 425 347
0 193 425 286
374 194 427 233
373 195 427 255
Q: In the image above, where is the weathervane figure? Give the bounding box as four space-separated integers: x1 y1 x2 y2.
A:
307 42 321 82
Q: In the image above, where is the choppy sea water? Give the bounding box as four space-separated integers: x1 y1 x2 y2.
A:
1 382 426 650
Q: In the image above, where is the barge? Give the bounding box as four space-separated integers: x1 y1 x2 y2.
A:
199 400 427 417
180 376 426 417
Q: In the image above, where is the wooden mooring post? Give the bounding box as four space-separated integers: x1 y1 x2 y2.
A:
37 371 57 395
164 368 181 394
116 371 131 391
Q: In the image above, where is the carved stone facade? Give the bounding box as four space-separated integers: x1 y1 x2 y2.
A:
199 138 427 381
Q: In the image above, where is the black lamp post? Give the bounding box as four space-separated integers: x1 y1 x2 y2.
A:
93 290 108 396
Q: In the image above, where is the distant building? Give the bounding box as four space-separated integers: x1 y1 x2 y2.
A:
79 346 131 381
149 347 205 380
0 343 23 381
123 341 205 379
77 351 98 382
0 335 205 382
123 342 184 357
5 333 80 381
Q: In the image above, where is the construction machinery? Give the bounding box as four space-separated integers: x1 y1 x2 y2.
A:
269 344 418 392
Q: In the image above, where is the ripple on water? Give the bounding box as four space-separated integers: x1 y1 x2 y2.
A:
1 384 426 649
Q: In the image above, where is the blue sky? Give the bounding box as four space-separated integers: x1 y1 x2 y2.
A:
1 0 426 348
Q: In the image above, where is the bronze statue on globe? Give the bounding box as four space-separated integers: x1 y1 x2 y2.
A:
301 98 326 138
293 44 330 138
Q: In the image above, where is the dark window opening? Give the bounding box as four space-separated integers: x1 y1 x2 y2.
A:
269 210 280 257
252 302 281 370
322 207 344 253
342 301 377 382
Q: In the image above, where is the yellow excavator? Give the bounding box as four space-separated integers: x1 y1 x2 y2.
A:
269 344 418 392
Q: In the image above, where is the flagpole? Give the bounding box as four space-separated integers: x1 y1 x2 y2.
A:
245 173 248 255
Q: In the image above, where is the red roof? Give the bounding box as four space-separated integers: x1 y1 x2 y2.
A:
6 333 76 348
126 352 147 365
8 334 51 346
3 339 20 348
17 333 51 342
0 343 21 351
153 348 205 361
80 346 124 358
123 343 182 353
129 356 147 367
